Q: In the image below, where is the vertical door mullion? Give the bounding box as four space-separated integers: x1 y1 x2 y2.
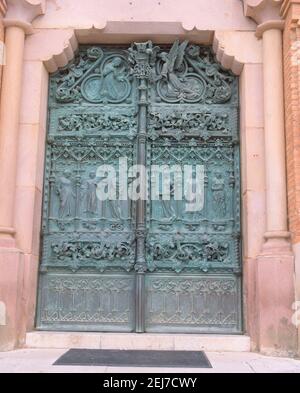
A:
135 77 149 332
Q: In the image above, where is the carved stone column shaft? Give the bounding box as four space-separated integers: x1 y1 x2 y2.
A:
262 27 289 238
0 25 25 245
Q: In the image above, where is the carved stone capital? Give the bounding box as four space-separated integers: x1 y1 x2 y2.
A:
242 0 285 37
243 0 283 23
4 0 45 34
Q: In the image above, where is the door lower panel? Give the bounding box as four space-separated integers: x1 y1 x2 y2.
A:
37 273 136 332
145 274 242 334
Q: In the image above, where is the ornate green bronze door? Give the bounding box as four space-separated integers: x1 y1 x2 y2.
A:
37 41 242 333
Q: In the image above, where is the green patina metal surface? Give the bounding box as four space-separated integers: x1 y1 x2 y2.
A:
37 42 242 333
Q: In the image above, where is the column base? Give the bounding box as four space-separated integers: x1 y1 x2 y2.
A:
255 235 298 357
261 231 292 255
0 247 25 351
0 227 16 248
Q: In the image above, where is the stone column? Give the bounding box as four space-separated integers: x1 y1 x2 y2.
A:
0 25 25 246
257 20 297 357
0 0 45 351
258 23 289 249
243 0 298 356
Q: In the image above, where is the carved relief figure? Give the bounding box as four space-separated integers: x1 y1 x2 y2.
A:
85 171 98 216
99 180 121 221
56 170 75 218
158 40 201 101
211 172 226 217
101 57 128 101
184 171 202 221
80 54 131 103
161 181 176 221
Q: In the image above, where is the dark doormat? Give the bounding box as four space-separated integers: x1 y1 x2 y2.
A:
53 349 212 368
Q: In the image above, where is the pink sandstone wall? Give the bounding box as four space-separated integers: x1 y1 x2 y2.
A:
33 0 256 30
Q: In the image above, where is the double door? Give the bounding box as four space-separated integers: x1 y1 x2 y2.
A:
37 42 242 333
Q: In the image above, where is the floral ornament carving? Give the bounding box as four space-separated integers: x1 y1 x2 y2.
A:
55 47 104 103
50 240 135 272
52 240 134 261
151 240 229 262
58 113 137 134
184 44 234 103
147 234 230 273
148 110 230 141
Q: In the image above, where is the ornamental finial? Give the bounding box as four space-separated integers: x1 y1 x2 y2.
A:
128 41 160 80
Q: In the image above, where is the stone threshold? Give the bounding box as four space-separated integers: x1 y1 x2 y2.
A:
25 332 251 352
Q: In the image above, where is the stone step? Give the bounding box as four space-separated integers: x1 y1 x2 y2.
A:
26 332 251 352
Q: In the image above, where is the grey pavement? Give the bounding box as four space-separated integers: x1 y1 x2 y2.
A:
0 349 300 373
